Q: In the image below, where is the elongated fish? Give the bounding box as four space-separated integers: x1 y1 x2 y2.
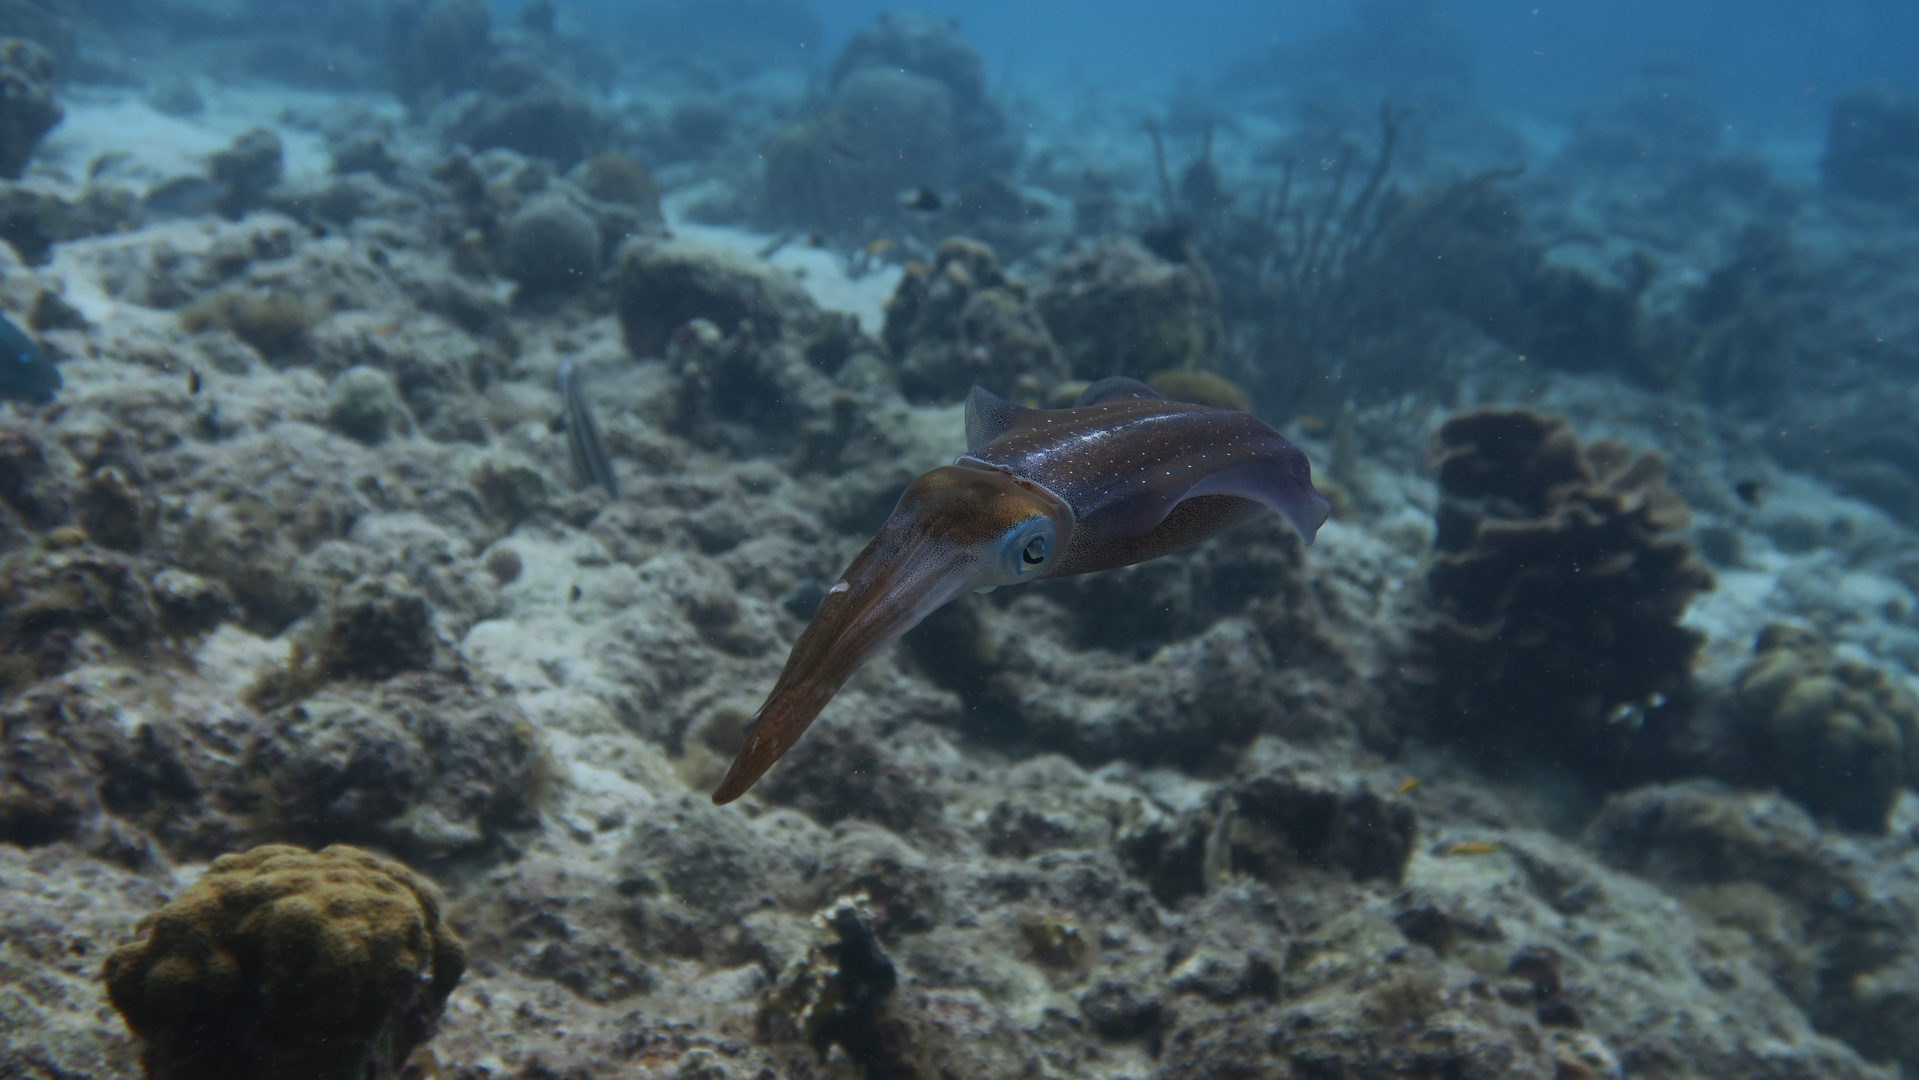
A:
557 359 616 497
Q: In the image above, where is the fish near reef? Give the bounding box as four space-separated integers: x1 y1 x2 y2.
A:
558 359 616 497
0 312 59 404
713 377 1331 803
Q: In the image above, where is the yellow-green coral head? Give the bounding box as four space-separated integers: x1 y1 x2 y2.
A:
104 843 466 1080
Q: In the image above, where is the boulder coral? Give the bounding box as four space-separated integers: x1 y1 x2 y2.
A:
500 192 601 296
1733 622 1919 832
613 235 820 359
104 843 466 1080
1422 408 1714 776
761 12 1015 235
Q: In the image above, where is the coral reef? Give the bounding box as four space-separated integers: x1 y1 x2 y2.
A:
245 671 541 860
499 192 600 296
760 898 917 1076
1422 408 1714 776
614 234 820 359
450 81 606 170
209 128 285 220
1822 82 1919 207
1037 237 1221 382
761 13 1015 235
880 237 1066 403
104 843 466 1080
387 0 493 105
1591 780 1919 1076
325 365 411 445
0 36 58 180
1146 369 1251 412
1731 622 1919 832
3 14 1919 1079
0 547 230 697
570 152 660 213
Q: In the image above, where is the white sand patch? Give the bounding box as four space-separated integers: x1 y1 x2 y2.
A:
34 83 398 190
661 191 902 333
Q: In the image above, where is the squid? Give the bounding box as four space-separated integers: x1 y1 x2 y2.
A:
712 377 1332 804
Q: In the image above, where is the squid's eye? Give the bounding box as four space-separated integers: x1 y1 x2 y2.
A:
1021 535 1048 567
999 517 1056 580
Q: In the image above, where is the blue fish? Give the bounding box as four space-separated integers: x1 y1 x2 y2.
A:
0 313 59 404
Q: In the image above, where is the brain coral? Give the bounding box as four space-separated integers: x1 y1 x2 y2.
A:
1422 408 1714 777
104 843 466 1080
1734 622 1919 832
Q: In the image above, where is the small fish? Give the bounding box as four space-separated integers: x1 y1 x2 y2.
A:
557 359 617 498
862 237 896 258
1395 778 1420 795
89 150 131 180
1735 479 1764 506
187 367 202 395
756 229 795 260
142 175 222 218
900 187 943 212
1296 414 1328 434
1441 841 1503 856
0 313 60 404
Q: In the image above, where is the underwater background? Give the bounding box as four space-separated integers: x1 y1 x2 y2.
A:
3 1 1919 1077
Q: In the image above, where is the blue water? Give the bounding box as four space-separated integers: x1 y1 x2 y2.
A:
661 0 1918 131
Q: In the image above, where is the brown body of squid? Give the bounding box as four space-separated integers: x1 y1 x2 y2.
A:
712 377 1331 804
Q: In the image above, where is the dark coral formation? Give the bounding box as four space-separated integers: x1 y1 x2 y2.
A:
614 234 820 359
1422 408 1713 775
209 128 284 220
760 899 917 1077
880 237 1065 403
499 193 601 296
1732 622 1919 832
1823 82 1919 207
0 36 59 180
387 0 493 105
1037 237 1221 383
762 13 1015 236
1590 781 1919 1075
0 547 231 698
104 843 466 1080
246 673 540 861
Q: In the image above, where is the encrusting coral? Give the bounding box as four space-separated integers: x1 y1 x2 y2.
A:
1732 622 1919 832
103 843 467 1080
1422 407 1714 777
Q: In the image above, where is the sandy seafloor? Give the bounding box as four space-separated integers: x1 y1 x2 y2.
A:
5 46 1919 1080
